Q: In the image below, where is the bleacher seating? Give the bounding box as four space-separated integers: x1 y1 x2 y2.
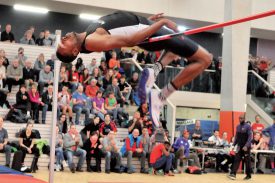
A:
0 42 103 67
0 42 147 171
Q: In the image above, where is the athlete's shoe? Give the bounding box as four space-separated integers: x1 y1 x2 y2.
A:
138 68 155 104
149 90 164 127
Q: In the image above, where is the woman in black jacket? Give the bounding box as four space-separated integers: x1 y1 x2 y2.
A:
83 131 102 172
13 84 31 115
80 116 100 142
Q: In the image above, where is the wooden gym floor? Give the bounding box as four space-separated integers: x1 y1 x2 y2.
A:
32 171 274 183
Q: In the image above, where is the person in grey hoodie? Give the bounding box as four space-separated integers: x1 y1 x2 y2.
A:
63 124 86 173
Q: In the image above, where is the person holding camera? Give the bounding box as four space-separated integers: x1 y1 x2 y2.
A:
15 47 27 67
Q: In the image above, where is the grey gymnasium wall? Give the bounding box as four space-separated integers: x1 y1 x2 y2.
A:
0 5 90 41
0 4 257 58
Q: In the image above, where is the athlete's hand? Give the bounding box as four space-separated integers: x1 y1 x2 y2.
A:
162 18 179 33
148 13 164 22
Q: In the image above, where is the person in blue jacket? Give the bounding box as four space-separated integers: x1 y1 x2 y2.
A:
262 119 275 172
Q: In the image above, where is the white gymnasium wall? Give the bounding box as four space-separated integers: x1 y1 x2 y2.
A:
176 107 220 121
54 0 275 32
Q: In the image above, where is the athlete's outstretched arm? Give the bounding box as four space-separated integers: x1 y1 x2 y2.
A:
85 18 177 52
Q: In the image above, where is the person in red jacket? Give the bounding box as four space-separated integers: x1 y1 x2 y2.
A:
251 115 265 134
85 78 99 98
120 129 148 174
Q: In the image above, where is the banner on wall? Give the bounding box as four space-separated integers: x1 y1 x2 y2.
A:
175 118 219 140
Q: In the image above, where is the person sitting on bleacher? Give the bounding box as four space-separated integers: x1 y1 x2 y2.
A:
0 49 9 69
28 84 43 124
59 66 69 89
72 85 90 125
80 116 100 142
35 31 45 46
41 85 53 124
172 130 204 173
43 30 54 47
68 65 80 93
0 57 6 89
55 125 67 171
128 72 139 105
99 114 117 138
141 127 151 168
92 90 107 121
46 54 56 71
38 65 53 95
80 68 91 89
105 78 125 107
105 91 124 124
0 59 10 108
15 47 27 68
6 59 23 93
19 121 40 173
118 75 131 104
58 85 73 123
91 67 102 88
23 60 36 90
87 58 97 75
75 57 85 74
0 117 12 167
0 88 10 109
99 60 108 76
64 124 86 173
102 69 114 90
34 53 46 82
128 111 143 135
120 128 148 174
1 24 15 43
85 78 99 98
13 84 31 117
108 51 120 70
102 130 122 174
83 131 103 173
57 114 68 135
20 30 35 45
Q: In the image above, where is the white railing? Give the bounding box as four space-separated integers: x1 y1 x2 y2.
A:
249 70 275 91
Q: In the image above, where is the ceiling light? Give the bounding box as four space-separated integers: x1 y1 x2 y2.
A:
14 4 49 14
79 13 100 20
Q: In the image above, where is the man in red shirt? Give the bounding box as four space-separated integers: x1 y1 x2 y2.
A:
85 78 99 98
150 141 174 176
251 115 265 133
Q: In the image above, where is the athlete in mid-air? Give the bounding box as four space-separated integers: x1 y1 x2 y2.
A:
56 11 212 127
